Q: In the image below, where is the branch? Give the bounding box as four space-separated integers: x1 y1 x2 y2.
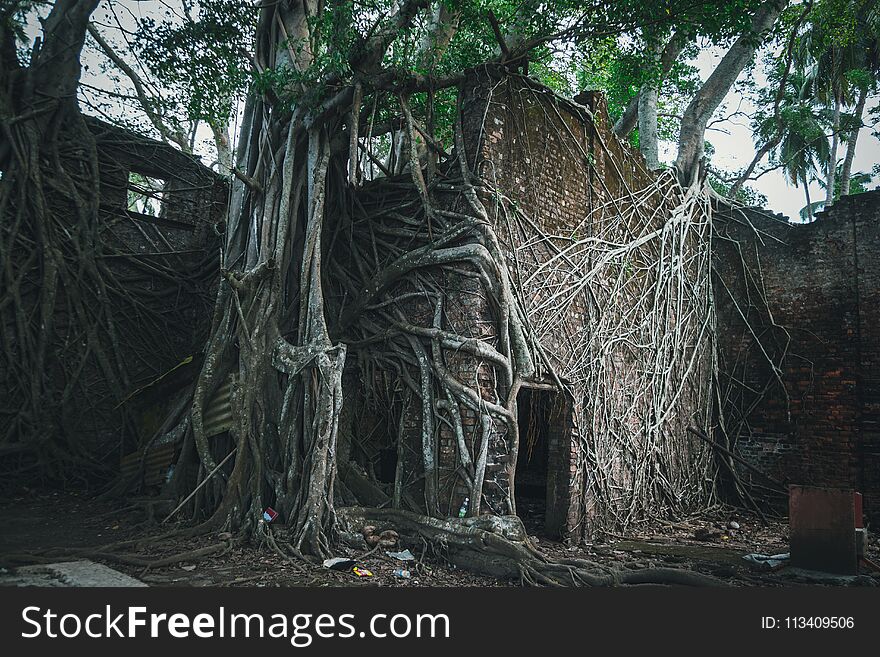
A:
86 22 190 152
614 29 690 138
487 11 511 60
675 0 789 184
231 166 261 192
353 0 430 72
728 1 812 198
418 3 461 69
32 0 100 101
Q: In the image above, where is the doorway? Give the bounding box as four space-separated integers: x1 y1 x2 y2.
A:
515 387 554 535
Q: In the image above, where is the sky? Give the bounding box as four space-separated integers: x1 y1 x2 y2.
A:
675 48 880 221
24 2 880 221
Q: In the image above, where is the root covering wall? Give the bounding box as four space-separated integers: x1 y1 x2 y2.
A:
464 70 714 539
3 117 226 463
343 69 715 541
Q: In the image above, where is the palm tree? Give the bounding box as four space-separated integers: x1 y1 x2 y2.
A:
748 68 830 221
775 101 830 221
797 0 879 204
839 5 880 196
784 134 829 222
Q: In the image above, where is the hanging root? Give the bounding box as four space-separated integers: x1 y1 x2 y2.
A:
332 80 720 535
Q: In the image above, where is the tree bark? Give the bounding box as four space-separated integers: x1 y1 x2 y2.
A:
614 30 689 140
0 0 130 471
804 173 814 222
638 84 660 169
839 87 867 197
175 0 454 559
419 3 460 68
727 2 809 200
675 0 787 185
208 118 233 172
387 3 459 173
826 94 841 204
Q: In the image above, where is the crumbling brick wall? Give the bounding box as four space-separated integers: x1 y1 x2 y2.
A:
461 70 712 540
340 67 708 540
457 71 646 537
714 191 880 522
76 118 226 457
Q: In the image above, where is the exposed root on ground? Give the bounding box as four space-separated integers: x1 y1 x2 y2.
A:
338 507 726 587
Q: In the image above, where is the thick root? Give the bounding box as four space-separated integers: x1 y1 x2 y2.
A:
337 507 727 587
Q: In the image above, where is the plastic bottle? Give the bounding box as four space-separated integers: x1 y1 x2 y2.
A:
458 496 469 518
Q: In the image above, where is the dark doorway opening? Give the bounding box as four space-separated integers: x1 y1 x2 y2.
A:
515 387 554 535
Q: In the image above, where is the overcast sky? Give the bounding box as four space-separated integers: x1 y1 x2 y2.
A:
674 48 880 221
30 2 879 221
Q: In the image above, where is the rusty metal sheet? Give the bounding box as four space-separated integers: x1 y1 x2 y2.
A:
120 376 233 486
789 485 858 575
203 376 234 437
120 442 175 487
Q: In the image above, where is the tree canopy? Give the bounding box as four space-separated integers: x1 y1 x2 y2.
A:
2 0 879 572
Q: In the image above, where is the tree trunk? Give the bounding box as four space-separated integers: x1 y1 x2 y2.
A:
173 0 503 560
826 94 841 204
727 3 808 200
839 87 867 197
0 0 135 472
387 3 459 173
638 84 660 169
804 174 814 222
419 3 460 68
728 137 779 200
675 0 787 185
614 30 689 139
209 119 233 172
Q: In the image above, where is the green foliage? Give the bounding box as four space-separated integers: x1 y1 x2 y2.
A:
36 0 876 188
0 0 37 41
134 0 257 125
806 0 865 52
234 0 766 118
530 0 762 149
742 0 879 199
1 0 45 65
798 165 875 220
819 163 877 197
708 171 768 206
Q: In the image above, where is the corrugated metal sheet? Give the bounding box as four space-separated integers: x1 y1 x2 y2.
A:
120 376 232 486
120 442 175 487
203 376 234 437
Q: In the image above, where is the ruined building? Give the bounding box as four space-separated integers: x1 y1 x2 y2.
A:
715 193 880 524
337 69 715 542
88 117 228 475
0 116 226 475
47 70 878 537
338 68 880 539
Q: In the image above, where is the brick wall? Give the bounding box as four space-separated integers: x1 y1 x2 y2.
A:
345 68 713 541
453 69 709 539
51 118 224 458
714 191 880 521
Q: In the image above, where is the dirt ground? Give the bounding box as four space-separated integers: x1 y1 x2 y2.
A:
1 489 878 587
